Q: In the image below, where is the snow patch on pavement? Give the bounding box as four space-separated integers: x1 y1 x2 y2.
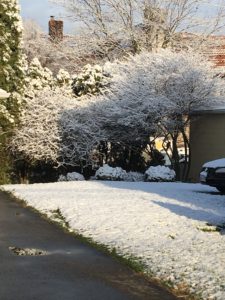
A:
2 181 225 299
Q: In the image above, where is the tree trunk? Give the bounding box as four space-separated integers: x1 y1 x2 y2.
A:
171 133 181 181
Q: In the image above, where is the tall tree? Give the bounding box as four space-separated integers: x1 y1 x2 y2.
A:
51 0 225 55
0 0 24 98
0 0 25 183
10 50 224 180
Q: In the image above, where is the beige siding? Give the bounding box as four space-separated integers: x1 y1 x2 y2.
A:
189 114 225 182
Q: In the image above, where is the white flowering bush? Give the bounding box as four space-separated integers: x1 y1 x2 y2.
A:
145 166 176 182
95 164 127 181
58 172 85 181
72 64 109 97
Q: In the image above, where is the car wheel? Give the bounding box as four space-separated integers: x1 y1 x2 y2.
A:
216 186 225 194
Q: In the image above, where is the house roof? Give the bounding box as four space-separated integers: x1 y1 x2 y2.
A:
185 34 225 114
203 35 225 72
178 33 225 71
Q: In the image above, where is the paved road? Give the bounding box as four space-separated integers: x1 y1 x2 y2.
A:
0 192 177 300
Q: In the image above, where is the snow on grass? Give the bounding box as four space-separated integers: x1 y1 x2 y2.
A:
2 181 225 299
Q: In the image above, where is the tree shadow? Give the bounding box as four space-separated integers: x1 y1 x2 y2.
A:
98 181 225 234
195 190 222 196
152 200 225 235
152 199 221 222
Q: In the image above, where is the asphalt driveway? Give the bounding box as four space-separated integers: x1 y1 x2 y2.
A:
0 191 177 300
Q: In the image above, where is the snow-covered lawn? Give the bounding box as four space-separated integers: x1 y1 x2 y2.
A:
2 181 225 299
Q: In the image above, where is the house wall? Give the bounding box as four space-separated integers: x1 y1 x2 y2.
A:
189 113 225 182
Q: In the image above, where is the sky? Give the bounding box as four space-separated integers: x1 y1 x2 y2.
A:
19 0 225 35
19 0 75 34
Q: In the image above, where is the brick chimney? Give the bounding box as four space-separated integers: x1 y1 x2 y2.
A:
49 16 63 42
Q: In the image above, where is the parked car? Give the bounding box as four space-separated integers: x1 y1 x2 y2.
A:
200 158 225 193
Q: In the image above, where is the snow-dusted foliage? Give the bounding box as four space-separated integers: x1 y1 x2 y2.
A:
0 89 14 127
145 165 176 182
22 20 75 74
72 64 110 97
94 166 145 182
124 172 145 182
105 49 220 114
10 50 225 173
58 172 85 181
95 164 127 181
0 0 24 128
24 58 72 99
0 0 26 183
24 58 54 98
22 20 98 74
52 0 225 58
10 87 104 166
10 87 71 165
95 50 224 180
57 69 71 86
24 59 107 101
0 89 10 99
94 50 222 146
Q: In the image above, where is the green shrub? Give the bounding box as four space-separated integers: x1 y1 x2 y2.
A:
0 0 25 183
